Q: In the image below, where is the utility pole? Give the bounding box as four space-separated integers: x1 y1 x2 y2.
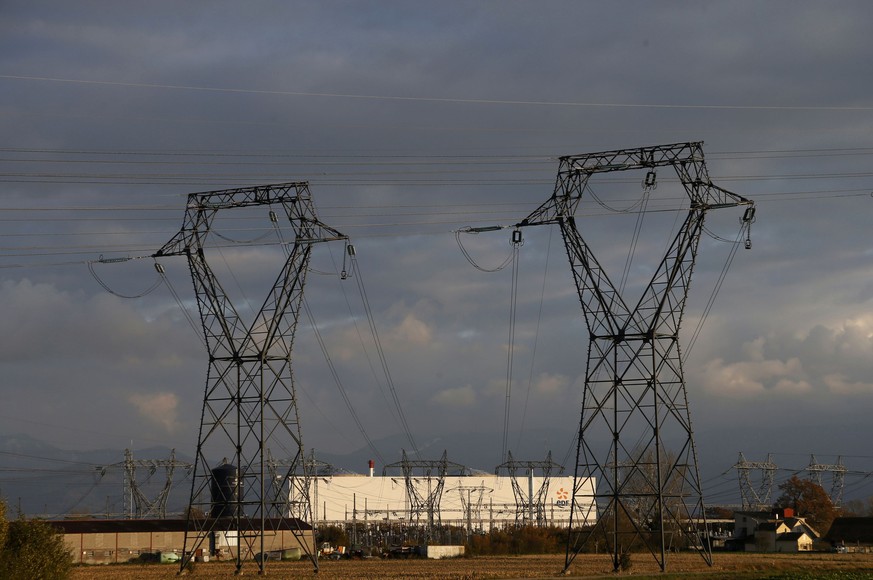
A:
155 182 346 575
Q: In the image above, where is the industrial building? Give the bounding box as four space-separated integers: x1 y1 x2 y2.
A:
309 472 595 531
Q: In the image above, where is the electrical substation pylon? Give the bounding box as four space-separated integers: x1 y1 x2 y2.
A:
97 448 192 519
449 483 492 539
154 182 346 575
382 450 469 541
734 452 778 510
509 142 754 573
807 454 848 507
494 451 563 526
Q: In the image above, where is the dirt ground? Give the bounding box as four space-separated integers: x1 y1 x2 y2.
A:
68 552 873 579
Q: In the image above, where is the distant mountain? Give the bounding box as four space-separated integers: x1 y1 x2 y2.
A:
11 424 868 518
0 429 577 516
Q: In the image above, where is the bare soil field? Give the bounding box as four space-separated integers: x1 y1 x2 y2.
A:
68 552 873 579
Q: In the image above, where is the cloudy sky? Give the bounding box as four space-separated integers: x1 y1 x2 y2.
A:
3 1 873 505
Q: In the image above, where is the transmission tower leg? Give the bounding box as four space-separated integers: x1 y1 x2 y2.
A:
178 247 316 574
559 209 712 573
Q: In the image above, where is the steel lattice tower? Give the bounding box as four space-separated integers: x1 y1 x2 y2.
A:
512 143 754 573
382 450 469 541
97 449 192 518
154 182 346 575
494 451 563 526
807 454 848 507
735 452 778 510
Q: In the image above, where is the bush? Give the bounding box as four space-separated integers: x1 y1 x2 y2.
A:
618 551 632 571
0 506 72 580
317 524 348 547
467 526 566 556
0 500 7 551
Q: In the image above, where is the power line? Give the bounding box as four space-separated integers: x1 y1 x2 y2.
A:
5 74 873 111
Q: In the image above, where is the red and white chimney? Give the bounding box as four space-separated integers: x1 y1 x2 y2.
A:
368 459 375 478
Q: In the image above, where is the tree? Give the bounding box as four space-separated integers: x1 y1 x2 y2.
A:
0 499 7 551
773 475 839 533
840 496 873 517
0 502 72 580
317 524 348 547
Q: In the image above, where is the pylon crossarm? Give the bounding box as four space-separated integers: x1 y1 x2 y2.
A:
154 182 347 258
517 165 590 227
564 142 702 174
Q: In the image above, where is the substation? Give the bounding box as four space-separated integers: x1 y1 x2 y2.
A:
306 455 594 545
72 142 754 574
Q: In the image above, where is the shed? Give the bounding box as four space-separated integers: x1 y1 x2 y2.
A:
824 517 873 551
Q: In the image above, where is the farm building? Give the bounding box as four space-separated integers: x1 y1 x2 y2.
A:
49 517 314 565
824 517 873 553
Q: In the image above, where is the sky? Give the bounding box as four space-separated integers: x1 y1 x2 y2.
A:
3 1 873 508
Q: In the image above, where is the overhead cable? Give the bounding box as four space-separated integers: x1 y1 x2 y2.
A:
684 221 749 358
349 255 419 457
6 74 873 111
86 256 164 299
302 298 386 467
500 231 523 464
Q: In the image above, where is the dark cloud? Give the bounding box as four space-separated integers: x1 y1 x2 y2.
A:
2 1 873 489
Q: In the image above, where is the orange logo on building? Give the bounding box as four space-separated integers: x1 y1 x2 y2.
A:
556 488 569 500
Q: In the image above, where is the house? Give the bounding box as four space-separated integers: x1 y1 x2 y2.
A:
824 517 873 553
775 531 814 552
729 508 818 553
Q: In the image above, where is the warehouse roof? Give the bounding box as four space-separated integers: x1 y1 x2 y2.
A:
48 517 312 534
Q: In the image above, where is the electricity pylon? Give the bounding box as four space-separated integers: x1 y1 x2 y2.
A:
382 450 469 541
735 452 777 510
807 454 848 507
494 451 563 526
97 449 191 518
512 143 754 573
449 483 491 539
154 182 346 575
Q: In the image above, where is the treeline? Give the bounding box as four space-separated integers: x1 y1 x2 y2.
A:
466 526 568 556
317 523 570 556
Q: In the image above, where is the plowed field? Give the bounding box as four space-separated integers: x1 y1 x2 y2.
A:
69 552 873 579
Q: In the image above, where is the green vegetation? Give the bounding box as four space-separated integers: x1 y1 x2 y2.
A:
0 497 73 580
